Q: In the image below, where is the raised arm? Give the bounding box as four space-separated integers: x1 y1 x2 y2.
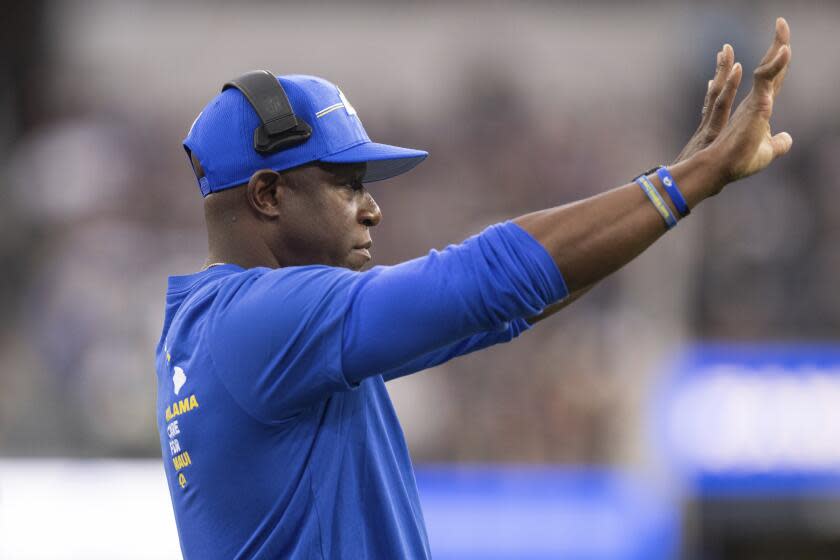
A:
351 15 791 380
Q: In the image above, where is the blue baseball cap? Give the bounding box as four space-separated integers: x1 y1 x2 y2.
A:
184 74 428 196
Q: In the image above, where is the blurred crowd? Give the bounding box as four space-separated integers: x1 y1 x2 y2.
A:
1 0 838 470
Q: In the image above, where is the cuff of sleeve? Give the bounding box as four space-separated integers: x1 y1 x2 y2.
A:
505 221 570 302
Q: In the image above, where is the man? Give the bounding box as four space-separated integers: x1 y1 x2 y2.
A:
156 19 792 559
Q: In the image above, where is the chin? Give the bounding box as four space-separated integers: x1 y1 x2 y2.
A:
346 251 371 271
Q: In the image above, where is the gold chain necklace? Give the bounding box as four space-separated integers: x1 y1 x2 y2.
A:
201 262 227 271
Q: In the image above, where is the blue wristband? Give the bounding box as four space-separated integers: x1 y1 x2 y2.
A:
635 174 677 229
656 167 690 217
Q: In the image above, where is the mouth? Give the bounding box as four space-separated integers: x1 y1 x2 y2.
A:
351 241 372 261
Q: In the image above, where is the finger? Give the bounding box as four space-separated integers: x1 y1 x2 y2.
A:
701 80 714 119
759 17 791 66
708 63 742 131
753 45 790 97
773 45 791 96
764 18 791 96
703 45 733 124
771 131 793 158
700 50 722 122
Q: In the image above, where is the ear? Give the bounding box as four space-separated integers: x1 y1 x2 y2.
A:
246 169 283 218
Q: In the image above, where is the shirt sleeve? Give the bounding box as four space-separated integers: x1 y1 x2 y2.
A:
205 221 568 423
380 319 532 383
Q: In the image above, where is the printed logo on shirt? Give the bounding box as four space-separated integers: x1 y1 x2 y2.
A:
166 420 180 439
173 366 187 395
173 450 192 471
162 344 197 489
165 394 200 422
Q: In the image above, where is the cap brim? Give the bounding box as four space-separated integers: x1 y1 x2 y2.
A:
320 141 428 183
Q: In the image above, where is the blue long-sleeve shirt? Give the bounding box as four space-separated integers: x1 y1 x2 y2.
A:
155 221 568 559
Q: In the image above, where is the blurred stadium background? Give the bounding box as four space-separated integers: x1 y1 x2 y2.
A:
2 1 840 558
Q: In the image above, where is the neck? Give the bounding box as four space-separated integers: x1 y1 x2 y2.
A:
203 189 282 270
205 236 281 270
205 217 282 270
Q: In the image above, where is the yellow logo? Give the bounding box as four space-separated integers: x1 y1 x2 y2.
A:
165 394 199 422
173 451 192 471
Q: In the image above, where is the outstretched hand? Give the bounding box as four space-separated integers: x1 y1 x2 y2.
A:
709 17 793 185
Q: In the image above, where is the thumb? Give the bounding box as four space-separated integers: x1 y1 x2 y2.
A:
771 131 793 158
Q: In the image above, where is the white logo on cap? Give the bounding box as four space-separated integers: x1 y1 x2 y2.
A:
337 88 357 116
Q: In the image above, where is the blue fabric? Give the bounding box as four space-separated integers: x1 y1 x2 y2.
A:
155 222 568 559
184 74 428 195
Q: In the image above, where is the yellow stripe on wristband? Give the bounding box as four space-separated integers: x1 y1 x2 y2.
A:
636 175 677 229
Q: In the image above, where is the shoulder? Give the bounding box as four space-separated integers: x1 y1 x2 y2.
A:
203 265 362 376
214 264 359 300
206 264 363 328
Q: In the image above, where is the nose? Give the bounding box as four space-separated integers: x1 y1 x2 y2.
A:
358 191 382 228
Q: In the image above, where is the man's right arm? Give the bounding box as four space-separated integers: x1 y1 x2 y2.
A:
206 224 566 423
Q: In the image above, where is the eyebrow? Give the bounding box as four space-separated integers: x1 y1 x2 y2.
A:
327 164 365 183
